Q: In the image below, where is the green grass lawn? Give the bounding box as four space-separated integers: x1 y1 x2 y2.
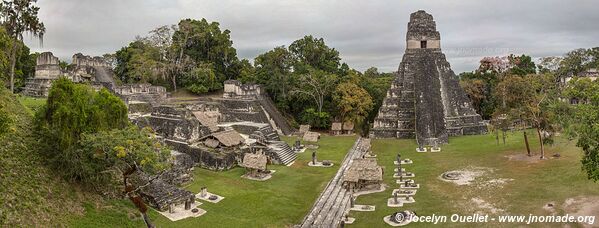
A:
350 130 599 228
69 135 358 227
67 130 598 227
16 95 46 114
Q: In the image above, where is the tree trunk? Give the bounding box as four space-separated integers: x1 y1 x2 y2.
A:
9 40 19 93
141 212 155 228
172 73 177 92
317 95 323 113
495 130 499 145
524 131 531 156
502 129 506 145
536 127 545 159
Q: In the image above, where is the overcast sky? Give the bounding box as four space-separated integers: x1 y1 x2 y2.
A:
24 0 599 74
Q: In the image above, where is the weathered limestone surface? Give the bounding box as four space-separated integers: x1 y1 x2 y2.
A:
133 171 195 212
299 138 370 228
132 101 297 169
221 80 294 136
161 151 195 186
371 10 486 145
114 83 167 105
35 52 62 79
22 52 119 97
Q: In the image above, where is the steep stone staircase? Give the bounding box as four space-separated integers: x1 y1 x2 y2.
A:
257 125 281 141
267 141 297 166
258 95 294 136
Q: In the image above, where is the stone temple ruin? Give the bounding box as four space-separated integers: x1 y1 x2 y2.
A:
22 52 116 97
131 80 297 171
371 10 487 145
21 52 168 104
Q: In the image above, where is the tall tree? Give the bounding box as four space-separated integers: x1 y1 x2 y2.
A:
289 35 340 74
172 19 239 83
494 74 557 159
508 54 537 76
291 68 337 113
0 0 45 93
333 81 373 124
254 46 294 103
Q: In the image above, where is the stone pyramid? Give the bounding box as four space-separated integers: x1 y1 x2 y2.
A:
371 10 487 145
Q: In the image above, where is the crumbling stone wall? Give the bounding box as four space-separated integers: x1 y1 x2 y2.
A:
114 83 167 105
167 140 239 171
161 151 195 186
223 79 262 100
22 52 118 97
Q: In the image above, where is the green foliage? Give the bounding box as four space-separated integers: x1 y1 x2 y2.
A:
0 0 45 92
173 18 240 81
560 78 599 181
75 127 170 191
557 48 599 78
301 108 330 129
358 68 394 124
508 54 537 76
333 81 373 124
115 40 164 84
253 46 295 103
182 62 221 94
289 35 341 74
291 68 338 114
237 59 256 83
0 26 36 91
37 78 128 175
460 69 500 119
115 19 244 93
0 86 84 227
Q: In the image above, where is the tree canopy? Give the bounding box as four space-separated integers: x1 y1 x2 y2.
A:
115 19 242 93
37 78 129 173
0 0 45 93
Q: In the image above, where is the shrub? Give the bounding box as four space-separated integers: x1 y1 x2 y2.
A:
37 78 129 177
301 108 330 129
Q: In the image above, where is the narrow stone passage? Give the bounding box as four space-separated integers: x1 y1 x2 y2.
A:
299 137 370 228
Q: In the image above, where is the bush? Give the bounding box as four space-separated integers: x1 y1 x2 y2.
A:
301 108 331 129
37 78 129 177
73 127 170 193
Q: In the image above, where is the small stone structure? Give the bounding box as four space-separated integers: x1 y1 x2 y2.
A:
303 131 320 142
342 158 384 191
331 122 355 135
241 151 272 180
371 10 487 145
298 125 310 136
223 79 262 100
330 122 343 135
343 122 355 135
134 172 195 212
21 52 62 97
113 83 167 105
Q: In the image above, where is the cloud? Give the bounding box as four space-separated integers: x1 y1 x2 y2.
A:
24 0 599 73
